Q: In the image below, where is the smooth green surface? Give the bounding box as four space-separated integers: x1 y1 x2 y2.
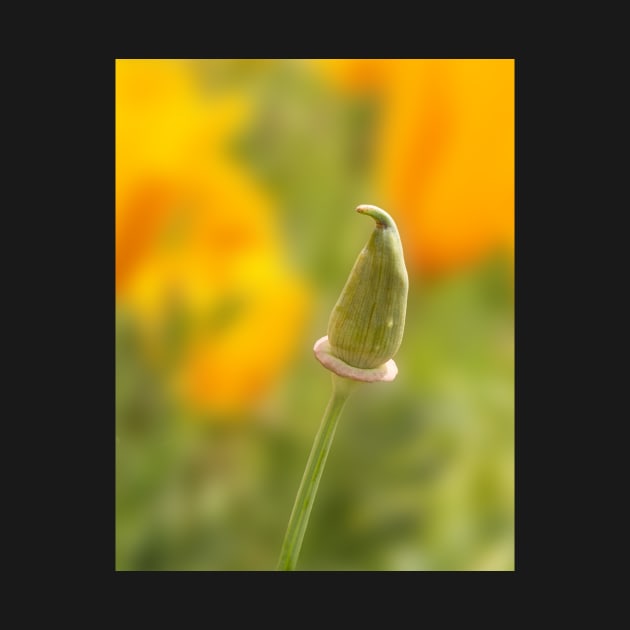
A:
277 374 359 570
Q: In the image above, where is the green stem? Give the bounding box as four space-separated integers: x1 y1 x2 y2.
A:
277 373 359 571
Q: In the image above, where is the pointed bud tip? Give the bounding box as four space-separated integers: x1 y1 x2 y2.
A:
356 204 397 230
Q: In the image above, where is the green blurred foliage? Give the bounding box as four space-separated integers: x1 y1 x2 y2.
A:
116 60 514 571
116 260 513 570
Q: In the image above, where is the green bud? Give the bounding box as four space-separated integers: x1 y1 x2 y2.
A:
327 205 408 370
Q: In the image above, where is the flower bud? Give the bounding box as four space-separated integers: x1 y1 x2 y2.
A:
314 205 408 382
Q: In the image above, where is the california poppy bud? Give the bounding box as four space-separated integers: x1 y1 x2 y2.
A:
314 205 408 382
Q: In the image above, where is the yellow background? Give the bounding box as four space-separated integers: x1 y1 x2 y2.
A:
116 59 514 571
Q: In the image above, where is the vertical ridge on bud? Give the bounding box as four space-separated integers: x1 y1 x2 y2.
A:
327 205 408 369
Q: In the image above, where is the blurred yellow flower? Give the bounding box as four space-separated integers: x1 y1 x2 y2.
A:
314 59 514 278
116 59 311 416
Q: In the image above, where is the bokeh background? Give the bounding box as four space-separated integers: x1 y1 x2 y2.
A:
115 58 514 571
